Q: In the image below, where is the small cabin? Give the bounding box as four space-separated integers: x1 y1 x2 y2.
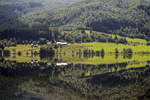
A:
56 62 68 66
56 42 68 46
147 61 150 66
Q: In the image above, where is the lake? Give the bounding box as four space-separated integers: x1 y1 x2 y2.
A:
0 44 150 100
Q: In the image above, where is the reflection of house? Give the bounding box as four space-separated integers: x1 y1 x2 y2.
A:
56 62 68 66
31 44 39 47
31 60 39 64
56 42 68 46
147 41 150 45
47 62 51 66
147 61 150 66
47 42 51 45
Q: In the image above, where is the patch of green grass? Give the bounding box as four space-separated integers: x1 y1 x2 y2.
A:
110 34 147 45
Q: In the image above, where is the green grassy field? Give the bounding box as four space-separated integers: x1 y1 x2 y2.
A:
110 34 147 45
85 30 147 45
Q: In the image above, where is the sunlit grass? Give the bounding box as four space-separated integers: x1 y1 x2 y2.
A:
111 34 147 44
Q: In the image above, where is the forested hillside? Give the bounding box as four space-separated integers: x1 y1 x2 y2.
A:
0 0 80 30
19 0 150 39
0 0 150 42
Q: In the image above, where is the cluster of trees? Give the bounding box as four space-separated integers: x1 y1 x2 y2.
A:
123 48 133 59
83 49 105 58
0 26 129 45
0 28 39 40
40 46 55 60
0 0 80 29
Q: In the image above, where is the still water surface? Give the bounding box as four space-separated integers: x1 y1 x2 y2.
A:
0 49 150 100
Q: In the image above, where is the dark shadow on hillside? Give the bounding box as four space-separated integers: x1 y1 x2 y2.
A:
89 18 135 34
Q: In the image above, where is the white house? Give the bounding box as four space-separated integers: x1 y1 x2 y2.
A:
56 62 68 66
56 42 68 46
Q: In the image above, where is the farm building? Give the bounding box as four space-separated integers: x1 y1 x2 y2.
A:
56 42 68 46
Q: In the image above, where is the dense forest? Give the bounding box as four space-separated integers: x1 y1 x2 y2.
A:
0 0 150 43
0 0 80 30
34 0 150 39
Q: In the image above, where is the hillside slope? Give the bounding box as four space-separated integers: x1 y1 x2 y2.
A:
20 0 150 39
0 0 150 41
0 0 80 30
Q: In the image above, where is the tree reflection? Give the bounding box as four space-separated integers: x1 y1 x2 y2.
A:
123 48 133 59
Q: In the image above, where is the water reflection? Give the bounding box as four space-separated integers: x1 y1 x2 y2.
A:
0 49 150 100
1 48 150 71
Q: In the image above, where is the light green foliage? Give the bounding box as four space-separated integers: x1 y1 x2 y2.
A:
85 30 91 36
110 34 147 45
